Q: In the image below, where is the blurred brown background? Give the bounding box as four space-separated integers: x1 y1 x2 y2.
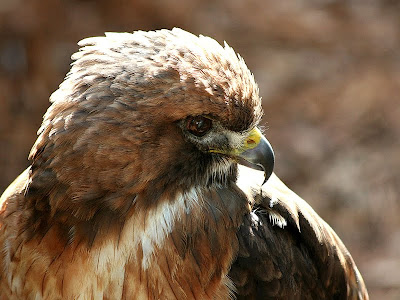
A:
0 0 399 298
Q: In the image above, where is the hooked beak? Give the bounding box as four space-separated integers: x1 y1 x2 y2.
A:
210 127 275 184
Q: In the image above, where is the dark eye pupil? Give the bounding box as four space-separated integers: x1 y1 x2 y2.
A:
187 116 212 137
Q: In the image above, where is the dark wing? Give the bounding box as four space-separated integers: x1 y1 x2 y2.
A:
230 167 369 300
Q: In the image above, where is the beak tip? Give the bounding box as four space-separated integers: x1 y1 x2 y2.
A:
238 133 275 185
261 161 274 185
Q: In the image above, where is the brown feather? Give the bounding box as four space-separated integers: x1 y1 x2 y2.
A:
0 29 368 299
232 167 369 299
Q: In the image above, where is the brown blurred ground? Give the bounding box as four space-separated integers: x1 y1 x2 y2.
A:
0 0 399 298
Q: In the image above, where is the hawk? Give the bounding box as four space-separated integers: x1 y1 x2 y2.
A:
0 28 368 299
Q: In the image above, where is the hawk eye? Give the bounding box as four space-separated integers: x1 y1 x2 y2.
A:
186 116 212 137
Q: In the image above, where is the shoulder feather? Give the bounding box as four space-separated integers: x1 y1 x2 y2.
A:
231 166 368 299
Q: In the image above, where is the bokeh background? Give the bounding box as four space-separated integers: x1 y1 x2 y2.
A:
0 0 399 298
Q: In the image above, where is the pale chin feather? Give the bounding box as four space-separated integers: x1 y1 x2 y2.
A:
207 156 235 186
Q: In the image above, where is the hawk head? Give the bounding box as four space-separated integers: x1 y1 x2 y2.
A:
29 28 274 223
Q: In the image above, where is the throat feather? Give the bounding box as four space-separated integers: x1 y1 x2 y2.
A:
140 187 200 269
135 184 246 299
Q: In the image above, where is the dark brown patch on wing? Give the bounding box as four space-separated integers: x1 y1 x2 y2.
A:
230 173 369 300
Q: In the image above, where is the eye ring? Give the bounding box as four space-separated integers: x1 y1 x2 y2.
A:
186 116 213 137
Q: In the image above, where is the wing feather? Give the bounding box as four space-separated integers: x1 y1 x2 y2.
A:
231 167 368 299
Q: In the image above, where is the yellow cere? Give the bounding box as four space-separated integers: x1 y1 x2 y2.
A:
243 127 262 150
209 127 262 156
